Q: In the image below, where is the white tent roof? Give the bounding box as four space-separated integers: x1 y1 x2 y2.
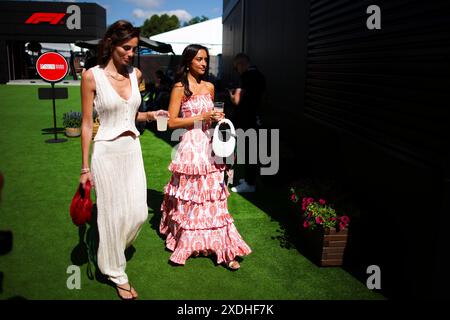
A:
150 17 222 55
38 43 83 57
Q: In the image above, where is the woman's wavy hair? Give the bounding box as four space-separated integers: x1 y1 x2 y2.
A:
175 44 210 98
98 20 140 66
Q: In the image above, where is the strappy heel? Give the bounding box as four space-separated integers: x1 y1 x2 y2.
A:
225 260 240 271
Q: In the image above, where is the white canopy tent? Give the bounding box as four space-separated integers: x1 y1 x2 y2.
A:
150 17 222 55
27 42 84 57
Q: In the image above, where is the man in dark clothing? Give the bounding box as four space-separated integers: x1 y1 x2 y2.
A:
82 50 98 73
229 53 266 193
152 70 172 111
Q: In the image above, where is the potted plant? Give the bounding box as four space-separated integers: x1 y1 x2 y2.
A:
290 187 350 267
63 111 82 137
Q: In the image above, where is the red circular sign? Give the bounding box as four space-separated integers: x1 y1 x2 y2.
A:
36 52 68 82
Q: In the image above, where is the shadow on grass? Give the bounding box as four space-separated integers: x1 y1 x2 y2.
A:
147 188 164 237
70 204 137 289
229 165 300 251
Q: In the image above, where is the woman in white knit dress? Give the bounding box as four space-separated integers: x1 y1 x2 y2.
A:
79 20 167 300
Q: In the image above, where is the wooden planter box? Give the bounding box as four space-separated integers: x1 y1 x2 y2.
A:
299 226 348 267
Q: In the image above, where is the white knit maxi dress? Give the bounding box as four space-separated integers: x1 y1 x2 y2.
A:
90 65 148 285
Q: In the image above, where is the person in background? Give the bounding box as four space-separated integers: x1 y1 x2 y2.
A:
69 50 78 80
150 70 173 111
81 49 98 74
79 20 167 300
229 53 266 193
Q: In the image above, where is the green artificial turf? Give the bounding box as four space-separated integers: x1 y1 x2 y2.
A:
0 85 384 300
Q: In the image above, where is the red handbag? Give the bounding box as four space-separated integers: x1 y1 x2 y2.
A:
70 181 93 226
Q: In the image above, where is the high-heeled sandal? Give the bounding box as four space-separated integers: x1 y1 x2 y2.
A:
225 260 240 271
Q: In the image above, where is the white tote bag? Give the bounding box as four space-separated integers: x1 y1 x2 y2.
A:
212 119 236 158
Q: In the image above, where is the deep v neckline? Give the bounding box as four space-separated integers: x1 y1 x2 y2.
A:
102 68 133 102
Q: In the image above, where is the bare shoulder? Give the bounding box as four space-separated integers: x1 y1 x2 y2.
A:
204 81 214 95
171 83 184 95
81 69 95 89
173 81 184 89
81 68 94 81
169 83 185 112
204 81 214 90
134 67 142 79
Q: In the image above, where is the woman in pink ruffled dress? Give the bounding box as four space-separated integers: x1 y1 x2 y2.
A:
160 44 252 270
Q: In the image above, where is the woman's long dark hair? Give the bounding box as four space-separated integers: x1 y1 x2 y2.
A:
175 44 210 98
98 20 140 66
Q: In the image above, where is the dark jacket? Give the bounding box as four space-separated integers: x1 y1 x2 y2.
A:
234 66 266 129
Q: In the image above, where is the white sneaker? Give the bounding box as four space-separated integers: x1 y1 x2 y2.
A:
231 181 256 193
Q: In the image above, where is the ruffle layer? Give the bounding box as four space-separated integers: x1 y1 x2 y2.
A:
164 180 230 203
160 195 234 231
168 162 226 175
162 222 252 265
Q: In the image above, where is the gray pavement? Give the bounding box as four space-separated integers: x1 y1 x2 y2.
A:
6 79 80 86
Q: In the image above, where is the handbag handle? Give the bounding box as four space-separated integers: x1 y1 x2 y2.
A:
212 118 237 158
79 180 91 199
214 118 236 137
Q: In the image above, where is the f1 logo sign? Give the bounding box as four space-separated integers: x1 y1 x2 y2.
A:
25 13 66 25
25 5 81 30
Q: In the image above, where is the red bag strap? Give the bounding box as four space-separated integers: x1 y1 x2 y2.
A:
84 180 91 198
78 180 91 199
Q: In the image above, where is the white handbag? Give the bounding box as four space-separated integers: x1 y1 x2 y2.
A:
212 118 236 158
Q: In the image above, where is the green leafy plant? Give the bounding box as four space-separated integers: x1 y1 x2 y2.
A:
62 111 82 128
290 187 350 231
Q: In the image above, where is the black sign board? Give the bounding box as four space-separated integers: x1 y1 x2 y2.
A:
0 1 106 42
38 87 68 99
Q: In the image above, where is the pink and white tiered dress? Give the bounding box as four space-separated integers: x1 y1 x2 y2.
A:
160 93 252 265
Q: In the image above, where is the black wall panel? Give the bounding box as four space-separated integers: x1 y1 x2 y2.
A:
304 0 450 298
222 0 244 87
305 0 450 169
0 1 106 43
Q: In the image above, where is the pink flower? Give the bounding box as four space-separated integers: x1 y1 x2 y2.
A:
339 221 347 230
290 194 297 202
307 213 312 219
303 220 310 228
340 215 350 224
302 204 307 211
307 197 314 204
319 199 326 205
315 217 323 224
